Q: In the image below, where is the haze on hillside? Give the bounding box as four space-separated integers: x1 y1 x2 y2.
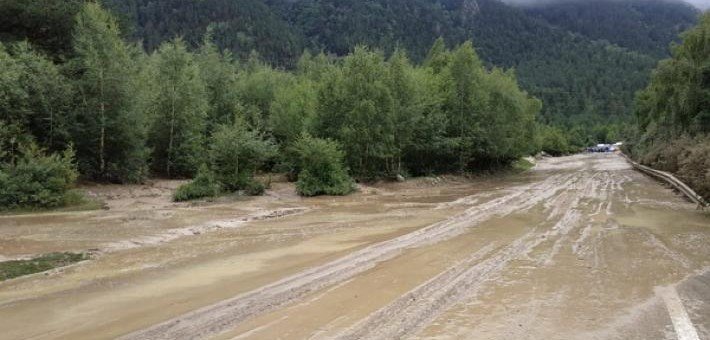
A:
503 0 710 9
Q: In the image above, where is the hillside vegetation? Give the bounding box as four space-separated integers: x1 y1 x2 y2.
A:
99 0 698 145
629 13 710 199
0 2 546 208
1 0 695 146
0 0 707 207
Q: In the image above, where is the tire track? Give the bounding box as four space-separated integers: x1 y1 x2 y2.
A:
331 170 609 340
121 173 576 340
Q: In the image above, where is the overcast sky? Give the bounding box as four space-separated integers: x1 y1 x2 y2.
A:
685 0 710 8
503 0 710 9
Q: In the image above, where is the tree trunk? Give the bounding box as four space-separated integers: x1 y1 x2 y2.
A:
99 70 106 179
167 87 176 177
48 106 54 149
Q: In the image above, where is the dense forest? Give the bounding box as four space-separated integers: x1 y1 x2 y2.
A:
0 2 546 208
522 0 698 58
628 13 710 199
0 0 708 209
1 0 699 146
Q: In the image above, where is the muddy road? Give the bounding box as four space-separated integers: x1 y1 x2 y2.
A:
0 153 709 340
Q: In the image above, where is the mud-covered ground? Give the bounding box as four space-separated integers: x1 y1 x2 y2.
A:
0 153 708 340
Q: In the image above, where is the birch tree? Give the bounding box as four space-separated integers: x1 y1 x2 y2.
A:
148 39 207 178
72 3 148 183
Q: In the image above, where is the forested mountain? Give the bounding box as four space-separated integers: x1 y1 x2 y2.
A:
95 0 698 141
520 0 698 58
2 0 698 132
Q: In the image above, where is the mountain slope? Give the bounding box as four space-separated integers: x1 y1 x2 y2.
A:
518 0 698 57
267 0 658 122
2 0 695 127
103 0 304 65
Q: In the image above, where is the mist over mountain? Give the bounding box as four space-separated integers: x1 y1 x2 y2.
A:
502 0 709 10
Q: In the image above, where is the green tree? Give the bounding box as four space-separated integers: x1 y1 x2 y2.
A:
173 164 221 202
197 34 241 135
0 144 78 209
441 41 487 170
631 13 710 199
209 118 276 193
315 46 396 179
10 42 74 151
269 78 317 146
291 133 354 197
148 38 208 178
386 49 420 175
72 2 148 183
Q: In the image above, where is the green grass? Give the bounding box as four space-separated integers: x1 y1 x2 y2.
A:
511 158 535 173
0 189 105 216
0 252 89 281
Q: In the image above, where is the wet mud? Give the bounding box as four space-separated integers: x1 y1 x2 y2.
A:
0 154 708 339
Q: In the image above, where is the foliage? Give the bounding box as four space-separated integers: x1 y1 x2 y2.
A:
630 13 710 199
269 78 317 146
0 145 78 209
523 0 697 58
7 0 702 202
0 0 87 59
197 36 241 135
291 134 354 197
173 165 221 202
209 118 276 193
103 0 303 66
72 2 149 183
148 38 207 178
538 125 574 156
314 46 397 179
4 0 701 147
0 252 88 281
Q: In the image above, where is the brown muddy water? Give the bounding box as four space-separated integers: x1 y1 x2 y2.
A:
0 153 708 340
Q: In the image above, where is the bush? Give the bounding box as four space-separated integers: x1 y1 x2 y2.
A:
244 180 266 196
539 125 573 156
291 134 354 197
210 119 276 192
173 165 221 202
0 145 78 209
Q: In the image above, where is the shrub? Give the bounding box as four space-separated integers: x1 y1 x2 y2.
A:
0 145 78 209
539 125 573 156
210 119 275 193
173 165 221 202
291 134 354 197
244 180 266 196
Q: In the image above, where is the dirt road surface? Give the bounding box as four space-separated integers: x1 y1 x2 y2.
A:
0 153 708 339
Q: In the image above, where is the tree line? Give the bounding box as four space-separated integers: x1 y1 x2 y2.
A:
628 13 710 199
1 2 553 208
3 0 686 149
